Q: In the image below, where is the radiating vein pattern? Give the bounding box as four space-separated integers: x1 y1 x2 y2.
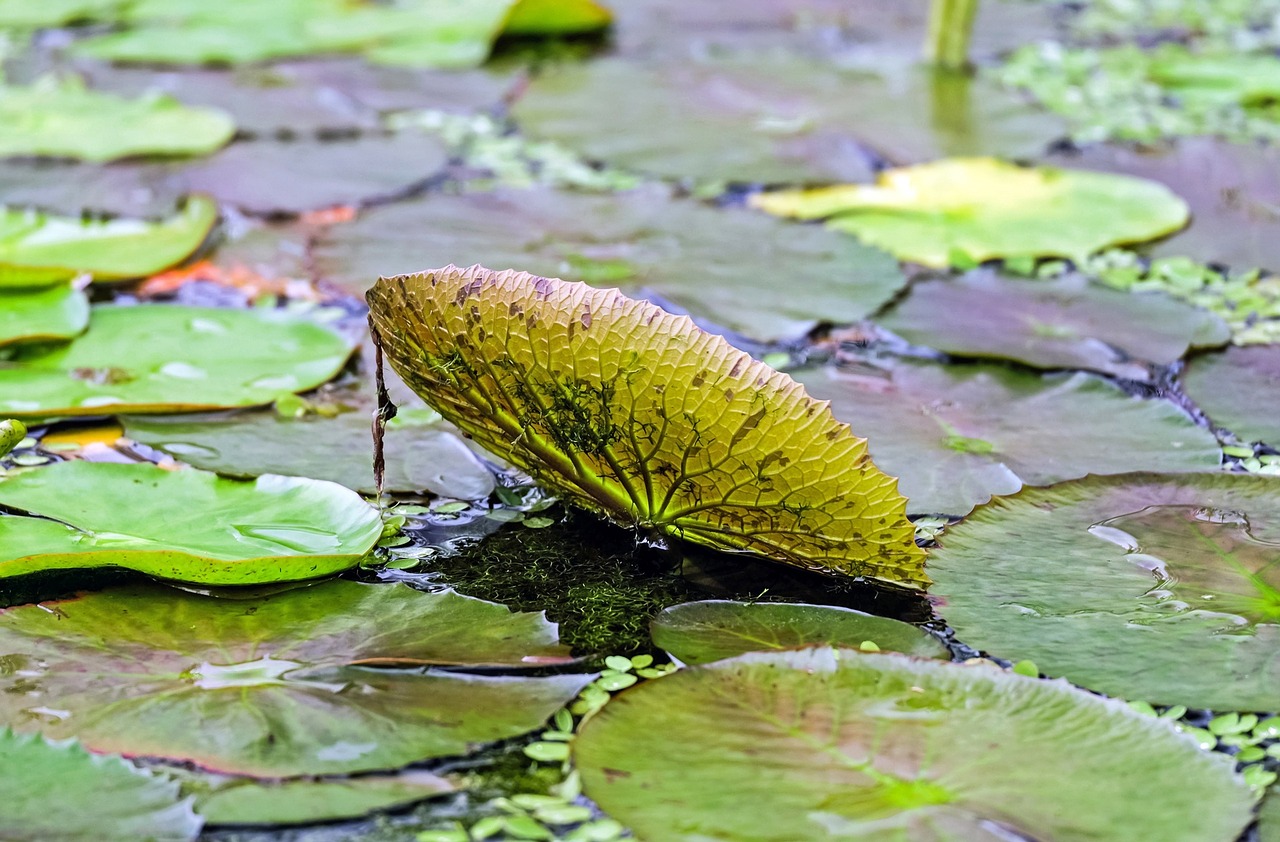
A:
367 265 925 587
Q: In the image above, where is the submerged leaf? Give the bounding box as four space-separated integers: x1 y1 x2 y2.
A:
930 473 1280 710
794 359 1222 515
751 157 1189 267
0 730 200 841
651 600 948 665
0 462 382 585
0 304 354 418
574 648 1255 842
0 78 234 163
367 265 925 587
0 196 218 286
0 283 89 347
0 580 590 775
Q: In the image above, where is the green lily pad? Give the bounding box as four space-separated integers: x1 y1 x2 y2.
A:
368 266 926 587
751 157 1190 268
123 408 496 499
1148 49 1280 109
793 359 1222 515
0 0 123 27
0 729 200 841
72 0 610 68
0 461 382 585
878 271 1229 379
513 55 1066 184
186 770 456 826
0 283 89 347
930 473 1280 710
651 600 948 665
1263 785 1279 842
317 186 905 341
574 648 1255 841
0 580 589 775
0 196 217 286
180 135 449 215
0 77 234 163
0 304 355 418
1184 345 1280 446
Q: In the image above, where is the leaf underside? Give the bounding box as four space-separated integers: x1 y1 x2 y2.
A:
367 264 926 587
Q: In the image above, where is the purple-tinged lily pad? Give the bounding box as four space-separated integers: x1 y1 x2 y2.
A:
930 473 1280 710
0 580 589 775
1184 345 1280 446
574 648 1255 841
878 271 1228 379
793 359 1222 515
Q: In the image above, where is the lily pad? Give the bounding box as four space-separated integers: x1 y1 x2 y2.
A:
0 729 201 841
179 135 449 215
877 271 1229 379
0 303 355 418
1263 785 1279 842
0 0 123 27
0 196 217 286
574 648 1255 841
1184 345 1280 445
651 600 948 665
793 359 1222 515
72 0 610 68
0 580 589 775
0 461 382 585
367 265 926 587
513 55 1066 183
930 473 1280 710
751 157 1190 267
0 77 234 163
0 283 90 347
0 159 187 218
316 186 905 341
123 407 495 499
1148 49 1280 109
187 771 456 826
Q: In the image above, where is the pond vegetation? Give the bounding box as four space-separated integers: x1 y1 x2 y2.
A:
0 0 1277 839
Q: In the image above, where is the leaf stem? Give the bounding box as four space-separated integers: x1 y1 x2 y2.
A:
924 0 979 71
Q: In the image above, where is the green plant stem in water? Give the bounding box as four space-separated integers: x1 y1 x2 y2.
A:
925 0 979 70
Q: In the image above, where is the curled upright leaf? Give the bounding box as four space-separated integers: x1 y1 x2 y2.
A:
367 265 926 587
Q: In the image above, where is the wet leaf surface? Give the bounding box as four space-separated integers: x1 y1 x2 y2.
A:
793 359 1222 515
0 729 201 841
0 77 234 163
751 158 1190 267
574 648 1255 841
0 196 217 286
123 407 496 500
0 283 89 347
650 599 948 664
0 159 187 218
0 461 382 585
316 186 905 341
1185 345 1280 446
368 265 926 586
513 56 1065 183
877 271 1229 379
930 473 1280 710
184 769 456 826
0 303 354 418
0 579 590 775
1263 784 1279 842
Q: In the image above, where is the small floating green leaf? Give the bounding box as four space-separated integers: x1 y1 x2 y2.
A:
367 265 926 587
651 600 948 664
0 303 354 418
0 284 90 347
0 579 589 775
574 648 1255 842
0 729 201 841
0 462 382 585
0 78 233 163
930 473 1280 710
0 196 218 286
751 158 1189 268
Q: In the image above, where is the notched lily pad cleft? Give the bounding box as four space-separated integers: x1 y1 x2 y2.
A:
367 264 926 589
